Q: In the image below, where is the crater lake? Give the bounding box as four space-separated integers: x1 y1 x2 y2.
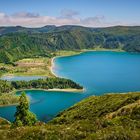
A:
1 51 140 122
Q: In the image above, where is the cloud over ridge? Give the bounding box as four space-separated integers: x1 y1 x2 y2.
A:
0 10 137 27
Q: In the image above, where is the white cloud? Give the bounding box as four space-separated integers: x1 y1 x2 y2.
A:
0 11 138 27
60 9 79 18
0 12 6 18
81 16 105 26
12 12 40 18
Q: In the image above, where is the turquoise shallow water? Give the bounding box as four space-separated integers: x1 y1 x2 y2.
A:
0 76 46 81
0 51 140 122
0 90 85 122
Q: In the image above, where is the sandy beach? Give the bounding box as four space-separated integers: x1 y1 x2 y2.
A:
49 57 58 77
47 88 84 92
17 87 84 93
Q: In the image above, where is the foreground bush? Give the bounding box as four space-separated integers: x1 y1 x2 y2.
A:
13 92 37 127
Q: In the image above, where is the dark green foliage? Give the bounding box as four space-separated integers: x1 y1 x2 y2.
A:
0 78 82 95
11 78 82 90
0 26 140 63
13 92 37 127
131 106 140 120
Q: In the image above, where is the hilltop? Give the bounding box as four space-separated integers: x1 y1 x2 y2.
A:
0 92 140 140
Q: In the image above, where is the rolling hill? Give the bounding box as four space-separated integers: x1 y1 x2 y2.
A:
0 92 140 140
0 25 140 63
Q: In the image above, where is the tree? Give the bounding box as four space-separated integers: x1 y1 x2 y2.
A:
13 92 37 127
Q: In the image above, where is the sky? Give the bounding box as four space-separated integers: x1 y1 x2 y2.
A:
0 0 140 27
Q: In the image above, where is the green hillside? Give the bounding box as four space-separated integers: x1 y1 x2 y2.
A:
0 25 140 63
0 92 140 140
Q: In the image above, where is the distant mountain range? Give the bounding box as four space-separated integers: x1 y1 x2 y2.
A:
0 25 56 35
0 25 140 35
0 25 140 63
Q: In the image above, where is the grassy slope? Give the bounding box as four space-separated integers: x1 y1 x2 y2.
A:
0 50 82 77
0 117 11 130
0 57 53 77
0 92 140 140
0 49 121 77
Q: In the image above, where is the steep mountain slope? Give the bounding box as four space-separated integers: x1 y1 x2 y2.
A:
0 25 140 63
0 92 140 140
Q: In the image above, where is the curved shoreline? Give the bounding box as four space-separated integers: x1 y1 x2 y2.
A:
0 49 124 79
0 86 84 107
49 57 59 77
0 88 84 107
49 50 125 92
0 50 125 108
49 49 125 77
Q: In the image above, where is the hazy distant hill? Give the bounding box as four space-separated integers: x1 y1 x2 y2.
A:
0 25 140 63
0 25 57 35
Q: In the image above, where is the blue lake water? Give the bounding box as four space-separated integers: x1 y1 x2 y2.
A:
0 51 140 122
54 51 140 94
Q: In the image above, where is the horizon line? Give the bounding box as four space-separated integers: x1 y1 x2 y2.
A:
0 24 140 29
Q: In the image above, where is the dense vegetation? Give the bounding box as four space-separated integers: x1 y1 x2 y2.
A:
11 78 83 90
13 92 37 127
0 80 13 94
0 78 82 94
0 25 140 63
0 92 140 139
0 78 82 106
